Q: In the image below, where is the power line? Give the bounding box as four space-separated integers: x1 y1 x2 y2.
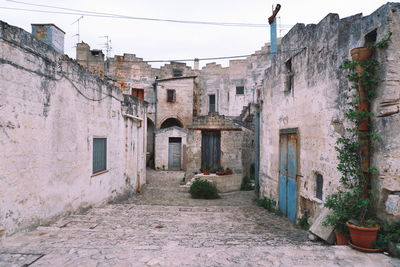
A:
3 0 294 28
71 48 306 63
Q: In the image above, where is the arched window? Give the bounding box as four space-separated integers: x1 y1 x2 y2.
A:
160 118 183 129
316 174 323 200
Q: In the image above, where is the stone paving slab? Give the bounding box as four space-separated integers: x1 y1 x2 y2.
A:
0 169 399 266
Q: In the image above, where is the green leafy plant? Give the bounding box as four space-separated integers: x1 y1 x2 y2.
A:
376 219 400 252
240 175 254 191
189 179 220 199
324 32 392 231
298 213 310 230
255 197 281 215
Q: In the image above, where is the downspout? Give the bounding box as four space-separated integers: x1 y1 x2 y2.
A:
268 4 281 59
350 47 372 198
152 77 158 169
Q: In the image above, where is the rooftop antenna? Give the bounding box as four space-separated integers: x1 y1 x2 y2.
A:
99 35 112 58
72 16 84 43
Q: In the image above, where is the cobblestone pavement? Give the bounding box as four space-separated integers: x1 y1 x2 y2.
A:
1 169 399 266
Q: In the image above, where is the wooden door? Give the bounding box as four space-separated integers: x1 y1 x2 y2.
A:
168 137 181 170
279 132 297 223
201 131 221 170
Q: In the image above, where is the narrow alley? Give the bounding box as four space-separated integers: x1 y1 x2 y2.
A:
1 170 397 266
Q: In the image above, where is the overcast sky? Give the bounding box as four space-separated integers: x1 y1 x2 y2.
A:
0 0 391 68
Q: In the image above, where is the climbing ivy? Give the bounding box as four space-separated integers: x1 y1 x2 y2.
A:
323 32 392 229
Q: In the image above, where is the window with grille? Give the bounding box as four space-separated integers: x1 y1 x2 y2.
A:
209 94 216 113
167 89 176 102
93 138 107 174
316 174 323 200
236 86 244 95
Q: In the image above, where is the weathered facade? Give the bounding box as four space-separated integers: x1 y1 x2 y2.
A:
75 40 271 177
0 21 147 236
258 3 400 223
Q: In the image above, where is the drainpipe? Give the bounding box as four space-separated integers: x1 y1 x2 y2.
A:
350 47 372 198
152 76 159 169
268 4 281 59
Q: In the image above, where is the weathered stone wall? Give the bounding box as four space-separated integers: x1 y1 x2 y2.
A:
156 77 195 129
154 127 187 170
259 3 400 222
106 53 160 122
185 114 250 177
0 21 147 236
76 42 105 76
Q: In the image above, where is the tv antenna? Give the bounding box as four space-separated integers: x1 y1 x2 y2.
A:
99 35 112 58
72 16 84 43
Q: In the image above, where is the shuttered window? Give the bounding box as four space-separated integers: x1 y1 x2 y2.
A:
93 138 107 174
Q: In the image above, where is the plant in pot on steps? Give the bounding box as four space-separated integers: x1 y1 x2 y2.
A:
323 32 392 250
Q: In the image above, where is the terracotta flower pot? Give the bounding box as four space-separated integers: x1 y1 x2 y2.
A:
225 169 233 175
202 170 210 175
346 221 379 249
216 171 225 176
335 230 349 246
350 47 372 62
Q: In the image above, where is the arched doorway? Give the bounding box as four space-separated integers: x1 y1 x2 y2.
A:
160 118 183 129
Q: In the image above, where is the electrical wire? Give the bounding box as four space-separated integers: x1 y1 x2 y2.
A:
59 72 123 102
3 0 294 28
67 47 306 63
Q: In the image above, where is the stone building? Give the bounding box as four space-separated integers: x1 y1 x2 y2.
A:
258 3 400 224
0 21 147 236
76 40 271 178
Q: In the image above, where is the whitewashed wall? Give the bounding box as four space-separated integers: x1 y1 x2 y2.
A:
0 21 147 236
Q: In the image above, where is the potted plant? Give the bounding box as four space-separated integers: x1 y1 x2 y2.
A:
324 32 392 250
216 167 225 176
201 165 211 175
224 168 233 175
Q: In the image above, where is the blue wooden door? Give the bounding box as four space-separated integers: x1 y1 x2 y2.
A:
279 133 297 223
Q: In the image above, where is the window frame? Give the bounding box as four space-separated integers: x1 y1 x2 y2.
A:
209 94 216 113
167 89 176 103
236 86 244 95
315 173 323 200
93 137 107 174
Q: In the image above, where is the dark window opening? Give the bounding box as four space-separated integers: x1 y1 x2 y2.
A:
173 69 183 77
285 58 293 92
316 174 323 200
365 29 377 47
236 86 244 95
167 89 176 102
209 94 216 113
169 137 182 143
93 138 107 174
160 118 183 129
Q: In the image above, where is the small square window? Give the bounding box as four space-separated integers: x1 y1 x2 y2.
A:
173 69 183 77
167 89 176 102
236 86 244 95
93 138 107 174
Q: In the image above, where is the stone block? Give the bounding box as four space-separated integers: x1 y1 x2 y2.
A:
309 208 335 244
385 194 400 216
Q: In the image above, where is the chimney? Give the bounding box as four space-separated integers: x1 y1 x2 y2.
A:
194 58 199 70
31 24 65 54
